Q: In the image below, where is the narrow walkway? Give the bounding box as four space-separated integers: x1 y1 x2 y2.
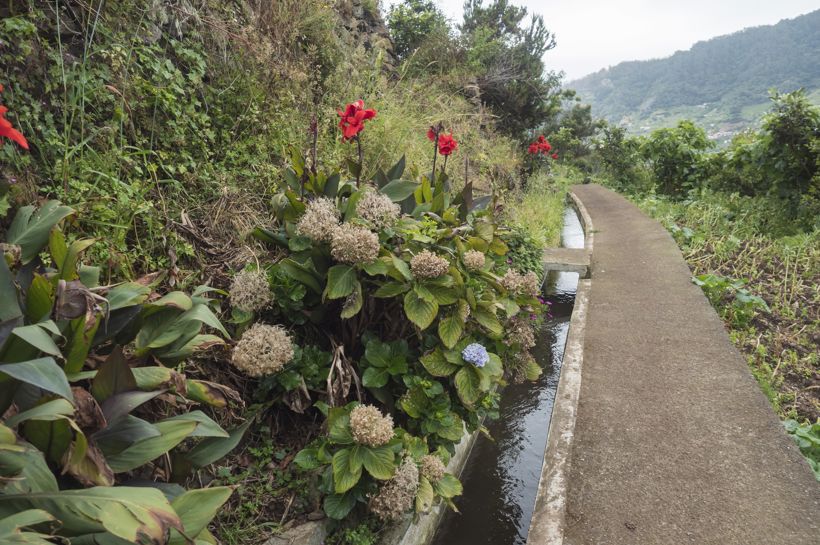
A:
562 185 818 544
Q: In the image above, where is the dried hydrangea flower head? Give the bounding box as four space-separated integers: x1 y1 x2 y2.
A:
331 223 380 264
463 249 486 271
462 342 489 368
410 250 449 279
369 457 420 521
500 269 541 297
357 191 400 230
349 404 394 447
420 455 446 483
229 269 272 313
231 323 294 377
297 197 340 243
504 315 536 349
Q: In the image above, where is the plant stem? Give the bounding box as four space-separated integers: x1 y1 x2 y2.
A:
356 136 363 187
442 154 448 177
430 136 438 181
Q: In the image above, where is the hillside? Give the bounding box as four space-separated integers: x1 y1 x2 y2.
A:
571 9 820 140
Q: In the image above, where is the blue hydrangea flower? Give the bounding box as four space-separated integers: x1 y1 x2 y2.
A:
462 343 490 368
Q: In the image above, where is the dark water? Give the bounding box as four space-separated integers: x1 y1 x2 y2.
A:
429 208 582 545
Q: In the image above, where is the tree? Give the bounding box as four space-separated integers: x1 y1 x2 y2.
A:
460 0 561 136
641 121 713 197
387 0 450 60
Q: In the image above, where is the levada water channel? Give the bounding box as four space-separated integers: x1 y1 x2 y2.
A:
430 207 583 545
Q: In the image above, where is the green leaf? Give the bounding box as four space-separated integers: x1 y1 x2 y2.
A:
324 265 357 300
91 347 137 402
432 473 462 499
0 256 23 330
105 283 151 311
278 258 323 295
373 281 409 298
0 435 59 494
7 201 74 264
93 416 161 456
0 487 184 543
323 492 356 520
454 367 481 406
473 306 503 336
332 448 362 493
163 411 229 438
426 284 459 305
386 155 406 181
420 349 458 377
362 367 389 388
0 358 73 401
5 398 75 428
416 476 434 512
404 290 439 330
391 255 412 281
168 487 233 545
9 324 61 357
339 281 363 319
294 447 321 470
380 180 419 202
438 313 463 349
360 445 395 480
328 409 354 445
185 419 253 468
24 275 54 323
105 420 198 473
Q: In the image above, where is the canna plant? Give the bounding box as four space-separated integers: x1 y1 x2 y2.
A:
0 201 244 543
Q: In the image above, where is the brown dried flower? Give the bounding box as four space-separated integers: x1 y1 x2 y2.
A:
420 455 446 483
231 323 294 377
500 269 540 297
410 250 449 279
463 249 486 271
229 269 272 313
357 191 401 230
369 458 420 521
297 197 340 243
331 223 380 264
349 404 394 447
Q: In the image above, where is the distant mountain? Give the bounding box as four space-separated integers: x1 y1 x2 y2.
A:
570 10 820 140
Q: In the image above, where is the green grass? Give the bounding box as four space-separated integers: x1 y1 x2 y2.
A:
504 164 574 249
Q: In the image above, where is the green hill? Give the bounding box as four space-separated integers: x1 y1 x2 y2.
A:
571 9 820 140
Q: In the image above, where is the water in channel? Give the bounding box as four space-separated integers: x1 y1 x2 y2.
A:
429 207 583 545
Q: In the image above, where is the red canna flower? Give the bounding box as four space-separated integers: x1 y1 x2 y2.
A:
0 84 28 150
528 143 539 154
551 152 558 159
337 100 377 141
437 133 458 156
427 127 437 141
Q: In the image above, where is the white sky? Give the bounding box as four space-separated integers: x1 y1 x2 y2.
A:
382 0 820 81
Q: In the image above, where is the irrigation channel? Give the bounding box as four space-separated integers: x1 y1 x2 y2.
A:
430 207 583 545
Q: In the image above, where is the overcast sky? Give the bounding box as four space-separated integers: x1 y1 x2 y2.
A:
382 0 820 81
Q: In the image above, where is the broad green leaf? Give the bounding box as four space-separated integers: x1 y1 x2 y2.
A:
386 155 406 181
168 487 233 545
328 409 354 445
391 255 412 281
0 358 73 401
105 420 198 473
0 437 59 494
426 284 459 305
473 306 503 336
362 367 389 388
404 290 438 330
438 313 463 349
339 281 363 319
10 324 61 357
294 447 321 470
420 349 458 377
332 448 361 493
163 411 228 438
432 473 462 499
0 509 57 544
57 238 96 281
93 416 161 456
324 265 357 300
105 283 151 311
454 367 481 406
0 486 184 543
145 292 193 313
90 347 137 402
380 180 419 202
323 492 356 520
100 390 165 424
373 281 409 298
7 201 74 264
157 334 225 362
63 315 100 374
360 445 395 480
0 256 23 328
279 258 323 295
24 275 54 323
5 398 74 428
416 476 434 512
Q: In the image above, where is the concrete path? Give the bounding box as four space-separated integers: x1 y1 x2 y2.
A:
560 185 818 544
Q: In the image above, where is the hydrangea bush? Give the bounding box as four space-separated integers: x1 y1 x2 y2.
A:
224 100 549 523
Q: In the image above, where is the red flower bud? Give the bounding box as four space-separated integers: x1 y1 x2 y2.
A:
551 152 558 159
